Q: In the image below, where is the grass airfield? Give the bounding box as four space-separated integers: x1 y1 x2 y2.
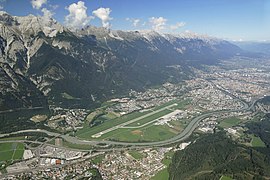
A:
0 142 24 162
76 99 191 142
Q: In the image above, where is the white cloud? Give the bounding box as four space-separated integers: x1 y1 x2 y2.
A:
41 8 54 22
0 0 5 9
92 7 112 29
133 19 140 27
31 0 47 10
149 17 167 31
170 22 186 31
65 1 93 29
49 4 59 10
142 22 146 26
126 18 141 27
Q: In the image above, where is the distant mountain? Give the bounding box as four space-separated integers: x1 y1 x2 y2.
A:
233 41 270 55
0 11 243 111
79 27 243 64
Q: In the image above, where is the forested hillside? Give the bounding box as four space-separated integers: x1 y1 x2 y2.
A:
169 129 270 180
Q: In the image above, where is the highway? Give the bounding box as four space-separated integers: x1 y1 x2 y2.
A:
0 98 252 179
0 78 263 150
90 103 177 138
0 97 256 149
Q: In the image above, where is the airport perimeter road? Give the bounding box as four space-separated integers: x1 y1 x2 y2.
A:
91 103 177 138
91 108 249 147
0 99 258 149
0 129 61 139
59 98 252 147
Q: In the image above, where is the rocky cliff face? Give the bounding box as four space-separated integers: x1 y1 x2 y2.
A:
0 11 243 110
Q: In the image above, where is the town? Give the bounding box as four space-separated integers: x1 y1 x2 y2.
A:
1 57 270 179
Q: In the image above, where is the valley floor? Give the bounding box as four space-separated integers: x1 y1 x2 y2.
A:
1 57 270 179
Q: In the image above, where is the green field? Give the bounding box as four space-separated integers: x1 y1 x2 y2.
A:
151 151 174 180
0 143 24 162
92 154 105 164
151 99 190 111
76 99 190 142
250 134 266 147
127 109 172 127
85 110 104 123
171 99 191 110
84 109 120 124
62 140 94 150
105 112 119 119
107 124 178 142
169 119 189 132
61 92 80 100
220 175 233 180
0 136 25 141
76 111 151 139
219 117 242 128
128 150 144 160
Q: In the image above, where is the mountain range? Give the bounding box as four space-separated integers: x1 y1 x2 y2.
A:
233 41 270 55
0 11 245 111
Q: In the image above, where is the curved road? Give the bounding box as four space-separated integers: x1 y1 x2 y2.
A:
0 97 257 149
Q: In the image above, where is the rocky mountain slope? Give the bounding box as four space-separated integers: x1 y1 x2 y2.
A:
0 11 243 111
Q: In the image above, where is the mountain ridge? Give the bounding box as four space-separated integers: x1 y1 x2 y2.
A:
0 11 243 111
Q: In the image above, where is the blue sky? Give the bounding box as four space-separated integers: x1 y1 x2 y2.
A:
1 0 270 41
